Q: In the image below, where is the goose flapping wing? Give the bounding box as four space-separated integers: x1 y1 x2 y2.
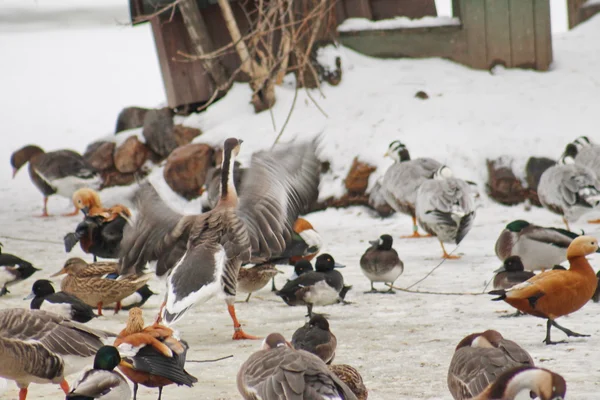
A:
236 140 321 263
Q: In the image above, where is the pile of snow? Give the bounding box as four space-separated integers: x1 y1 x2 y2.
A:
337 16 461 32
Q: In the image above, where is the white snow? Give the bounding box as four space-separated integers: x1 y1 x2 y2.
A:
337 16 461 32
1 1 600 399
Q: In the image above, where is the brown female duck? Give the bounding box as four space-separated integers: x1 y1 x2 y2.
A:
237 264 282 302
328 364 368 400
10 145 101 217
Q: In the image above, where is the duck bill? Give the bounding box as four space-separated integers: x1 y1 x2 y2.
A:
368 239 379 246
493 266 506 273
333 262 346 269
50 268 67 277
81 206 90 216
23 292 35 300
119 360 134 370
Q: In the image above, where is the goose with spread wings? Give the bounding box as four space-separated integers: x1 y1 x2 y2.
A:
119 138 321 340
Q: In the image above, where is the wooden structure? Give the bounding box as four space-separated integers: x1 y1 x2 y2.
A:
338 0 553 71
567 0 600 29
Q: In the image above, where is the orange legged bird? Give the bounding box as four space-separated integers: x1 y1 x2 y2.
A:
119 138 320 340
114 308 197 400
490 235 599 345
10 145 101 217
64 188 131 262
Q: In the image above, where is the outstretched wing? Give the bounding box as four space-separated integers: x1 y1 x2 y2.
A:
236 140 321 262
118 183 196 276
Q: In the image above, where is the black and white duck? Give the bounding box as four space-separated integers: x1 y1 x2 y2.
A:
289 259 314 280
291 314 337 364
25 279 97 323
10 145 102 217
0 243 40 296
118 138 320 340
275 253 349 317
415 166 476 259
359 233 404 293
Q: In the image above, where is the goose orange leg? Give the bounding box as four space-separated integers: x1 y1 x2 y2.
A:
114 301 122 314
400 217 426 238
18 388 27 400
440 240 460 259
228 304 259 340
96 302 103 316
588 219 600 224
155 300 167 324
38 197 50 218
59 379 70 394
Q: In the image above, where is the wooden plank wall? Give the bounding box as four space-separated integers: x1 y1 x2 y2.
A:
509 0 536 68
484 0 511 67
533 0 552 70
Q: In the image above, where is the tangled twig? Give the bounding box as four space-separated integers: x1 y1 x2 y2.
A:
186 354 234 363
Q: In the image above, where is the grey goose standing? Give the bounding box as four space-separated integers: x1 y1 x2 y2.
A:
237 332 357 400
119 138 320 339
359 234 403 293
415 166 476 259
291 314 337 364
380 140 442 238
10 145 102 217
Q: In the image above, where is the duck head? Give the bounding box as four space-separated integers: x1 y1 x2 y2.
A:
566 235 598 258
487 366 566 400
94 346 122 371
433 165 453 180
505 220 530 233
369 234 393 251
261 332 291 350
24 279 55 300
315 254 345 272
72 188 102 215
308 314 330 331
494 256 525 273
293 260 313 278
51 257 87 277
384 140 410 162
10 145 44 178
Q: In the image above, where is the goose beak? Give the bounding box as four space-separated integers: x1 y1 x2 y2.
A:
12 168 17 179
23 292 35 300
333 262 346 269
384 151 390 158
50 268 67 277
238 139 244 145
493 266 506 273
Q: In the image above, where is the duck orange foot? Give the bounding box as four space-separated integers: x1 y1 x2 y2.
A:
588 219 600 224
232 328 260 340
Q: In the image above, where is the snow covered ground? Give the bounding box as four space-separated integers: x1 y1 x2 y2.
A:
1 1 600 399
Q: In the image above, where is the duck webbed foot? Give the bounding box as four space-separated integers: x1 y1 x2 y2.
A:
551 319 589 338
228 304 260 340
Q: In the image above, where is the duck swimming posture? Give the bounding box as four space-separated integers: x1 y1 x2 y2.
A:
447 330 534 400
494 219 591 271
380 140 442 238
291 314 337 364
490 235 598 344
276 254 348 317
26 279 97 323
328 364 368 400
468 366 566 400
0 308 112 400
66 345 131 400
537 152 600 230
52 258 151 316
492 256 535 291
0 243 40 296
360 234 404 293
416 166 476 259
64 188 131 262
118 138 320 340
10 145 101 217
237 332 357 400
237 264 282 302
114 308 197 400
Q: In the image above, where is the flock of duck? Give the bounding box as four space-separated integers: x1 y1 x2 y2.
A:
2 135 600 399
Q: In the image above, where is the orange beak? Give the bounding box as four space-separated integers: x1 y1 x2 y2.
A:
50 268 67 277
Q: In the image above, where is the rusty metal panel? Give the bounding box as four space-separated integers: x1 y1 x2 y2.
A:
484 0 511 68
509 0 536 68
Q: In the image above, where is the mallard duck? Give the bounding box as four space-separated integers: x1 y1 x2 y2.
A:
25 279 97 323
0 243 40 296
66 345 131 400
467 366 566 400
359 234 403 293
447 330 534 400
328 364 368 400
64 188 131 262
380 140 442 238
10 145 101 217
492 256 535 291
51 258 151 316
237 264 282 302
114 308 197 400
276 254 349 317
494 219 590 271
490 235 598 344
537 153 600 230
291 314 336 364
0 308 112 400
237 333 357 400
416 166 476 259
118 138 320 340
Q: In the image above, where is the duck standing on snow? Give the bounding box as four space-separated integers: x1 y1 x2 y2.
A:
490 235 598 344
360 234 403 293
10 145 102 217
416 166 476 259
66 345 131 400
291 314 337 364
537 151 600 230
447 330 534 400
237 332 357 400
276 254 349 317
0 308 113 400
237 264 282 302
25 279 97 323
494 219 590 271
380 140 442 238
492 256 535 291
118 138 320 340
0 243 40 296
64 188 131 262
